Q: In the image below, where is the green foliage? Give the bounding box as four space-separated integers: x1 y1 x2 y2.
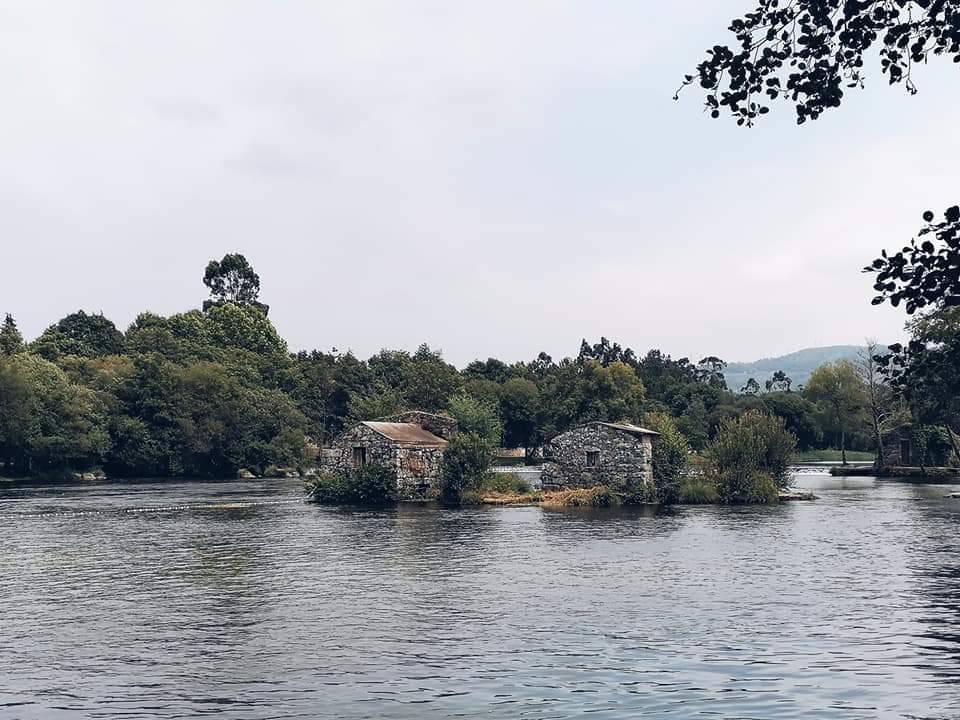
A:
678 476 719 504
448 393 502 445
804 361 867 462
347 385 404 423
643 411 690 505
306 465 398 506
0 314 24 356
203 253 265 311
403 344 463 412
480 472 532 495
707 410 796 503
32 311 125 360
498 377 541 451
440 433 494 504
0 354 109 474
762 392 822 451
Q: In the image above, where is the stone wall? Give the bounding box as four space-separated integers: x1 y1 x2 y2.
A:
320 424 444 500
540 423 656 500
396 446 445 499
322 424 396 475
880 426 913 467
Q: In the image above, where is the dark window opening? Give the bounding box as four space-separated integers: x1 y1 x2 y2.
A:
353 446 367 467
586 451 600 467
900 439 911 466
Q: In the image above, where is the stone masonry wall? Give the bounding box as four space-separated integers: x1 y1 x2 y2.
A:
395 446 445 499
322 424 396 476
540 423 655 500
321 424 444 500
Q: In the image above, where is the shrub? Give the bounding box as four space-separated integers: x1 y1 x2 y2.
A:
440 433 495 504
744 472 779 504
546 486 621 508
643 412 691 505
305 465 398 506
679 476 719 504
707 410 797 503
480 472 532 495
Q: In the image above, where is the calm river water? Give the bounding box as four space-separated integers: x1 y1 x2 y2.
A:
2 471 960 719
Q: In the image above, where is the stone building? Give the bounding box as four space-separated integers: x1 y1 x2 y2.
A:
540 421 658 499
321 412 458 499
881 425 914 468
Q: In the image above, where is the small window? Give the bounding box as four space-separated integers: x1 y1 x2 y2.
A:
586 451 600 467
353 446 367 467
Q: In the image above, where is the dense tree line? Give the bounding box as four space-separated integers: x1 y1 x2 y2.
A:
0 256 910 479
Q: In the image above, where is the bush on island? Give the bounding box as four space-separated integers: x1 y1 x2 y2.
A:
480 472 532 496
706 410 797 504
678 475 719 504
440 433 495 504
306 465 398 506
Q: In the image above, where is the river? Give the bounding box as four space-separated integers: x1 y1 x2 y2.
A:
1 471 959 719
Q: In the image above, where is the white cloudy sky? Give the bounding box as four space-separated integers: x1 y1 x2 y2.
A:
3 1 958 366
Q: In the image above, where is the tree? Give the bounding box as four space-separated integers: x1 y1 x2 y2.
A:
804 361 867 465
463 358 515 384
0 354 109 474
32 311 125 360
696 356 728 390
347 384 404 423
401 344 463 412
0 314 23 355
498 377 541 455
685 3 960 458
761 391 822 451
202 253 265 312
866 207 960 315
448 393 503 446
643 412 691 506
681 1 960 126
766 370 792 393
857 340 908 469
741 377 761 395
576 336 638 368
866 209 960 463
439 433 494 504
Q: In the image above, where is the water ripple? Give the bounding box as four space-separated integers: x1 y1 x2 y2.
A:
1 474 960 718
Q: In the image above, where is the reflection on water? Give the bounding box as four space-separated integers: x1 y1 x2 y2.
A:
2 474 960 718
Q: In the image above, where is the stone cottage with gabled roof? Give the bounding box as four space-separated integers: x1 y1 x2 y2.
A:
541 421 659 499
321 411 458 499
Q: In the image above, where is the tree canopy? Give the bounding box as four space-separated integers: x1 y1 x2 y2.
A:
683 0 960 126
203 253 267 313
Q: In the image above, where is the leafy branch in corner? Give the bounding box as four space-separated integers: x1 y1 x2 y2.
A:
677 0 960 126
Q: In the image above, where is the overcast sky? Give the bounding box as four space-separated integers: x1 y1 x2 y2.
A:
3 1 957 367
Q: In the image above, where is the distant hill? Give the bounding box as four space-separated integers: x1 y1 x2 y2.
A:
723 345 868 393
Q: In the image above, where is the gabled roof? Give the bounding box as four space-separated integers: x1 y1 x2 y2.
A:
594 421 660 437
361 421 449 447
549 421 660 442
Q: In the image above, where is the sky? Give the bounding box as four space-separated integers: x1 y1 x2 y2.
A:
2 1 958 367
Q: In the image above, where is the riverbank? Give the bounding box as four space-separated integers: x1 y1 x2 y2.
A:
793 449 875 463
472 486 816 507
830 465 959 478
